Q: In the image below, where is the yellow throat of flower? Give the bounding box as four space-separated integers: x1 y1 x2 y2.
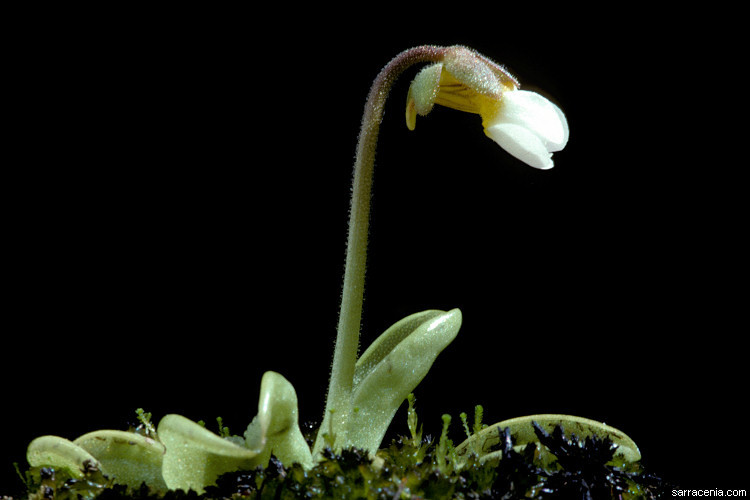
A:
406 62 517 132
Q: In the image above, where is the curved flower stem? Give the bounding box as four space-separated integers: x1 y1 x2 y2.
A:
316 45 448 455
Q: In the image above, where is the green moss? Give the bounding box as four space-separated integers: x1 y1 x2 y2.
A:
17 405 671 499
436 413 456 476
215 417 231 439
22 431 670 499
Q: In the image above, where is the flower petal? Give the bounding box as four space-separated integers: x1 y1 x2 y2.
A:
548 103 569 152
495 90 568 152
485 122 554 169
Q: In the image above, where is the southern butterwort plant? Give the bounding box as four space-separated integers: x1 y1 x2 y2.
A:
24 45 640 494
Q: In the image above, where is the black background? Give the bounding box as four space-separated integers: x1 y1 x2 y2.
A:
3 4 746 495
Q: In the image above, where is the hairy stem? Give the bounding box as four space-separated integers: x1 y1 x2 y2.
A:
315 46 447 455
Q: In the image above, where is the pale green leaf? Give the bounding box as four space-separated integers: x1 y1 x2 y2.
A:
27 435 100 479
245 371 313 469
158 414 261 493
347 308 462 452
73 430 168 491
454 413 641 467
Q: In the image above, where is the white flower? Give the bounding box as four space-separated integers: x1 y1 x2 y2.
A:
406 46 569 169
484 89 569 169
